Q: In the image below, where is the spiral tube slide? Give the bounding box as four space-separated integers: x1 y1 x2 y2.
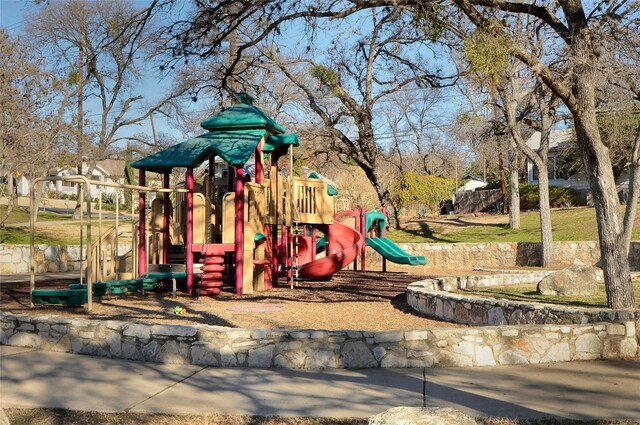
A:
297 222 363 280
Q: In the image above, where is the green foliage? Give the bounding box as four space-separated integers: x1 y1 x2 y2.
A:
67 70 78 86
395 173 456 214
310 64 338 88
463 26 510 87
519 184 578 211
412 4 448 42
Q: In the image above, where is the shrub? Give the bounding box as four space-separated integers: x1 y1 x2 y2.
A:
394 173 457 215
519 184 578 211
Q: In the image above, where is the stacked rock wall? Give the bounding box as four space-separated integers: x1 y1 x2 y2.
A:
2 310 638 368
3 241 640 273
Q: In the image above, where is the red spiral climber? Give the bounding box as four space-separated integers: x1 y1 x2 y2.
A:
199 249 225 296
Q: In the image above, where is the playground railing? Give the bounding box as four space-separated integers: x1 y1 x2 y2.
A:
292 177 334 225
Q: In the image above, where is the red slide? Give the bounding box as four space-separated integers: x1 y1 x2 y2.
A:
297 221 363 280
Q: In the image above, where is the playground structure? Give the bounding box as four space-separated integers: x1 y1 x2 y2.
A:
28 94 426 309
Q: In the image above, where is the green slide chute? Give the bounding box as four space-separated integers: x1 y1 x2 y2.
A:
365 236 427 265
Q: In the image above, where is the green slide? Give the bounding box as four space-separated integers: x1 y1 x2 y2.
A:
366 236 427 265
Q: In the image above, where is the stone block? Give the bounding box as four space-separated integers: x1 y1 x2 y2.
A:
373 346 386 362
289 331 310 339
106 333 122 357
452 341 475 357
220 344 238 366
541 342 571 363
191 342 219 366
380 351 409 368
619 338 638 359
151 325 197 338
624 321 636 338
251 329 269 339
475 346 496 366
143 341 159 361
404 330 431 341
575 334 602 353
373 331 403 343
156 340 188 363
274 351 306 369
122 341 143 361
306 350 337 369
7 332 41 348
341 340 377 368
368 407 478 425
248 345 274 367
435 350 472 367
123 324 150 339
498 350 529 365
488 307 507 325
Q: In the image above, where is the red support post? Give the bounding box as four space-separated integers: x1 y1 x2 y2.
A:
163 173 170 264
255 144 263 184
138 169 146 277
286 225 292 288
310 226 316 261
235 166 245 294
360 207 366 272
186 168 194 295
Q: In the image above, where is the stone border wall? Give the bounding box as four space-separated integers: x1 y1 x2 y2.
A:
0 244 130 274
4 241 640 275
2 310 638 368
390 241 640 270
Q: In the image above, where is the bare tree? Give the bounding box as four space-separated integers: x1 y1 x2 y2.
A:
0 30 74 227
259 9 456 228
28 0 189 214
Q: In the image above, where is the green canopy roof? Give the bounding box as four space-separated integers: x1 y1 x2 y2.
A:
263 133 299 159
200 102 286 134
131 130 267 172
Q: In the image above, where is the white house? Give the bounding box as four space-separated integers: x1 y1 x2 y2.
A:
51 159 126 199
526 129 631 204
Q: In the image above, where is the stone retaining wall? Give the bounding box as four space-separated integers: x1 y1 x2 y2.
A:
2 310 638 368
3 241 640 274
0 244 129 274
387 241 640 270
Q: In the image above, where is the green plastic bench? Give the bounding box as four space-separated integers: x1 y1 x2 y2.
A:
32 289 87 306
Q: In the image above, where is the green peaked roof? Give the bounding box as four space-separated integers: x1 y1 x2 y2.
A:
263 133 299 159
131 130 267 172
200 101 286 134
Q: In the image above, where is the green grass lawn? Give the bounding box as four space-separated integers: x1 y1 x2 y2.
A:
457 282 640 308
388 208 640 243
0 205 122 245
0 205 71 224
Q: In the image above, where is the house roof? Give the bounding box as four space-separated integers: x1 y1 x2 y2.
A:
526 129 575 151
96 159 125 178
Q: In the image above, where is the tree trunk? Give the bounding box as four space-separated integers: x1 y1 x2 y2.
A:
508 143 520 229
498 150 508 214
368 167 400 229
575 113 635 309
570 28 635 308
536 167 554 267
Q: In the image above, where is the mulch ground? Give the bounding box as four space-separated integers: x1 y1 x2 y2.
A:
1 269 470 331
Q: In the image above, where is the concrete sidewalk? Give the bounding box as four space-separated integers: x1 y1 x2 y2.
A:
1 346 639 420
